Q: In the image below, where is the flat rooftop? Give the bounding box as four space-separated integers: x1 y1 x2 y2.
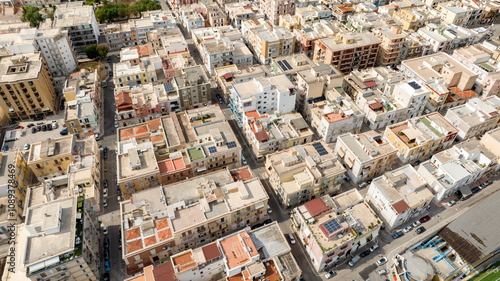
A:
118 140 159 180
402 53 476 82
54 2 96 28
0 52 44 84
29 136 73 162
248 222 290 260
339 130 396 163
320 32 381 52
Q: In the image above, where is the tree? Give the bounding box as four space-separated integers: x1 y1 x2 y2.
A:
85 45 99 59
21 6 43 27
97 46 109 58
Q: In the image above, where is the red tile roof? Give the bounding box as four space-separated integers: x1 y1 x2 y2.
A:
126 227 141 240
158 228 173 241
305 198 331 218
116 91 132 106
392 200 410 214
172 158 185 170
202 242 221 262
364 81 377 88
156 219 169 230
153 261 176 281
147 119 162 131
135 125 149 135
127 239 143 253
143 235 157 247
254 130 269 142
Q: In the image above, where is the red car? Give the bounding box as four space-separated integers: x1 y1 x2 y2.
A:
15 126 23 129
419 215 431 223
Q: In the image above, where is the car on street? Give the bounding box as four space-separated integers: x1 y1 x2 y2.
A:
378 269 389 275
117 196 121 203
60 128 68 135
325 271 337 279
23 143 30 150
103 150 107 160
27 123 35 128
416 226 426 234
103 188 108 197
359 182 367 188
447 200 456 207
288 233 296 245
251 223 263 230
242 156 247 165
105 260 110 271
104 237 109 248
34 116 44 121
102 226 108 235
392 231 404 239
31 127 36 134
103 199 108 208
412 220 421 228
117 187 121 195
403 225 413 233
360 250 371 257
263 219 272 225
376 257 388 266
103 179 108 188
267 205 272 213
107 58 111 63
41 125 47 131
51 121 57 129
15 126 23 129
2 145 8 151
109 71 113 77
114 120 118 128
348 255 361 267
104 65 108 69
370 244 379 252
419 215 430 223
103 273 110 281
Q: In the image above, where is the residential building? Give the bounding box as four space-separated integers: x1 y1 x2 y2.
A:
480 127 500 172
392 6 441 31
265 141 346 206
113 55 164 87
308 88 364 143
128 11 177 46
397 30 433 65
342 66 406 101
214 64 270 101
259 0 296 25
346 12 394 33
291 190 382 272
294 5 333 26
437 2 474 27
104 23 134 51
365 164 434 229
313 32 381 74
372 26 406 67
120 167 268 274
0 149 30 213
0 53 57 121
242 111 314 159
2 196 100 281
331 3 356 22
278 14 301 31
172 65 211 108
270 53 313 82
293 21 336 58
383 112 459 163
225 2 264 29
179 4 206 32
444 97 500 141
168 0 199 10
242 19 296 64
418 139 492 200
53 2 100 53
417 23 490 54
206 3 228 27
229 74 296 125
335 130 398 184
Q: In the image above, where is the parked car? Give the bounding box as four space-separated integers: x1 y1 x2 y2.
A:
360 250 371 257
117 196 122 203
263 219 272 225
378 269 389 275
370 244 379 252
103 179 108 188
51 122 57 129
104 237 109 248
2 145 8 151
376 257 388 266
447 200 456 207
103 188 108 197
325 271 337 279
41 125 47 131
27 123 35 128
348 255 361 267
103 199 108 207
117 187 122 195
419 215 430 223
392 231 404 239
107 58 111 63
103 273 110 281
242 156 247 165
47 125 52 131
416 226 426 234
60 129 68 135
412 221 421 228
105 260 110 271
31 127 36 134
403 225 413 233
34 116 44 121
267 205 272 213
288 233 296 245
104 65 108 69
359 182 367 188
15 126 23 129
114 120 118 128
23 143 30 150
109 71 113 77
102 226 108 235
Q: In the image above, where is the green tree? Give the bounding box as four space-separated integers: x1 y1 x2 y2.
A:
21 6 43 27
85 45 99 59
97 46 109 58
95 8 108 23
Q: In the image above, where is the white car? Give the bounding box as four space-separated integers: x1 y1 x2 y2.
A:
403 225 413 233
369 244 379 252
376 257 388 266
242 156 247 165
412 220 422 228
114 121 118 128
378 269 389 275
23 143 30 150
325 271 336 279
103 199 108 208
267 205 272 213
103 188 108 197
102 226 108 235
447 200 456 207
358 182 367 188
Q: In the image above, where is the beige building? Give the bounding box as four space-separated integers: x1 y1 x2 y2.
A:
372 26 406 67
173 65 211 108
335 130 398 185
0 53 56 121
27 136 74 179
265 141 346 207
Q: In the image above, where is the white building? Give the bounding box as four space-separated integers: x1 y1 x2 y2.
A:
366 164 434 229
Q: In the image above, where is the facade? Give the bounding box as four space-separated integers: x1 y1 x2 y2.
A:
225 1 264 29
214 64 270 101
365 164 434 229
265 141 346 207
313 32 381 74
291 190 382 272
259 0 296 25
242 111 314 159
383 112 459 163
104 23 134 51
53 2 100 53
113 55 164 87
392 6 441 31
335 130 398 185
0 53 57 121
372 26 406 67
172 65 211 108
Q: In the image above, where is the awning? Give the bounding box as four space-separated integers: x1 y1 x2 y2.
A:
460 185 472 197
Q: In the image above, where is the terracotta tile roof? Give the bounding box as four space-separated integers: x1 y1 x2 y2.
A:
143 235 157 247
392 200 410 214
369 101 383 110
150 135 164 143
156 218 170 230
158 160 173 173
135 125 149 135
449 86 477 99
126 227 141 240
364 81 377 88
127 239 143 253
116 91 132 106
158 228 173 241
147 119 162 131
172 158 185 170
254 130 269 142
120 128 135 139
202 242 221 262
153 261 176 281
305 198 332 218
173 252 197 273
230 168 253 182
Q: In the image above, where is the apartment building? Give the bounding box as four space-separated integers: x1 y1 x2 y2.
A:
53 2 99 53
113 55 164 87
168 0 199 9
214 64 269 101
104 23 134 51
120 167 268 274
437 2 474 27
392 6 441 31
265 141 346 206
293 21 336 58
331 3 356 22
346 12 394 33
295 5 333 26
172 65 211 108
260 0 296 25
242 111 314 159
291 190 382 272
179 4 206 32
444 97 500 141
313 32 381 74
225 2 264 29
0 53 57 121
242 19 295 64
383 112 459 163
229 74 296 125
480 127 500 171
308 89 364 143
128 11 177 46
3 196 100 281
336 130 398 185
397 30 433 64
417 24 490 53
453 45 500 96
0 149 30 213
342 66 406 101
372 26 406 67
418 138 492 200
270 53 313 82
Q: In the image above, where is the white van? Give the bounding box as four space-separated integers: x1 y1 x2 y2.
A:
348 255 361 267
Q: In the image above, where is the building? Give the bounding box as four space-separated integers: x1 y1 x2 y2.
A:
335 130 398 185
179 4 206 32
259 0 296 25
265 141 346 206
113 55 164 87
383 112 459 163
372 26 406 67
0 53 56 121
313 32 381 74
225 2 264 29
417 138 492 200
416 24 490 54
392 6 441 31
242 111 314 159
397 30 433 65
214 64 270 101
437 2 473 27
242 19 296 64
172 65 211 108
444 97 500 141
128 10 178 46
291 190 382 272
229 74 296 125
294 5 333 26
53 2 99 53
293 21 336 58
270 53 313 82
365 164 434 229
120 167 269 275
341 66 406 101
104 23 134 51
2 196 100 281
331 3 356 22
308 89 365 143
0 149 30 213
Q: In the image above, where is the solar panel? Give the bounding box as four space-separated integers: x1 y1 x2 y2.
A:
208 146 217 153
408 81 421 90
164 82 174 92
313 142 328 155
226 141 237 149
283 60 292 71
277 60 287 71
324 219 342 234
